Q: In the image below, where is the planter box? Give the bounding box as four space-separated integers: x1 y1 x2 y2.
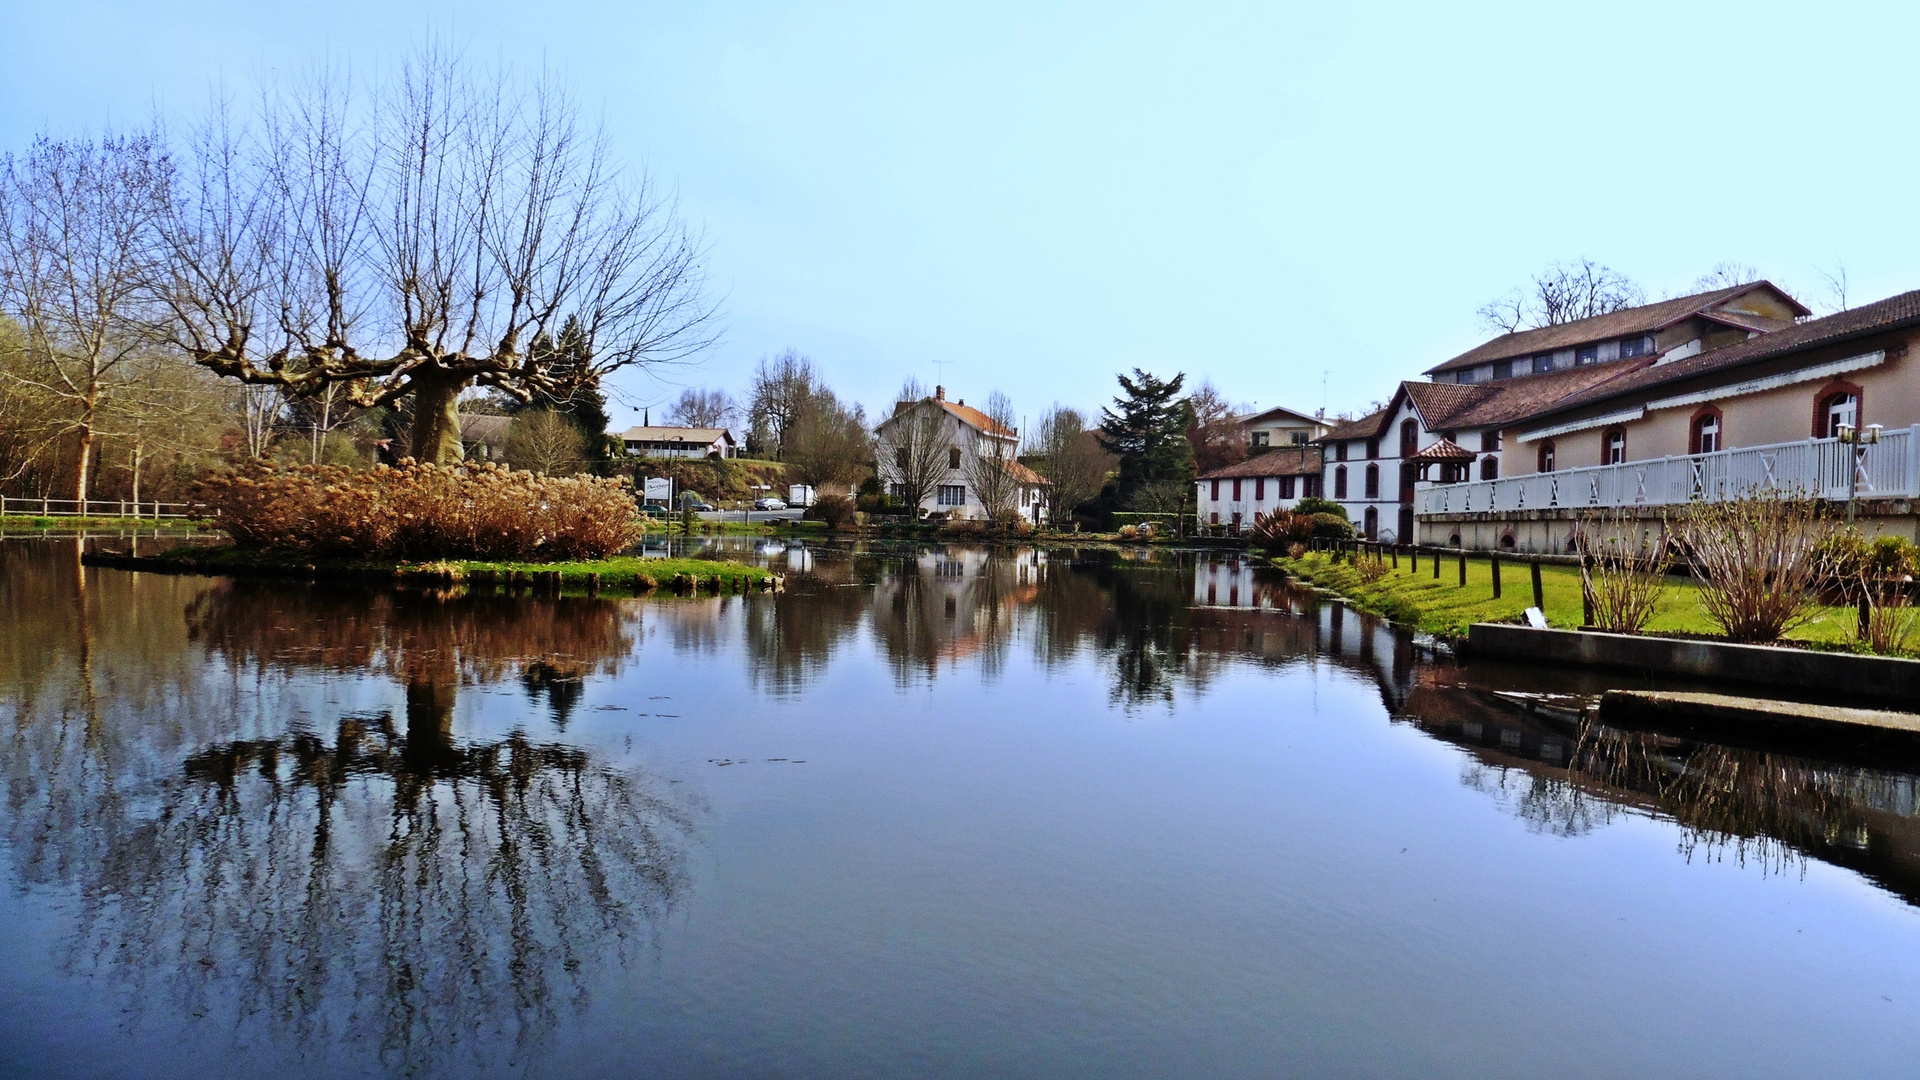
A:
1466 622 1920 705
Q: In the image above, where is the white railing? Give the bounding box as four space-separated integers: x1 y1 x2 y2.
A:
1 496 200 519
1418 425 1920 516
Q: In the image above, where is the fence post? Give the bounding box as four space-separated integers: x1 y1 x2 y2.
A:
1490 553 1502 599
1431 547 1440 579
1531 558 1544 610
1860 595 1872 640
1457 549 1466 587
1390 545 1398 569
1580 554 1594 627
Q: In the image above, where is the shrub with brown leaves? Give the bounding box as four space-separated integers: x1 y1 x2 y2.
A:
195 460 643 562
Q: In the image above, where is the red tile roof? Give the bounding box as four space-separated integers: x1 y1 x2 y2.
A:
1407 437 1474 463
941 401 1016 438
1319 407 1393 443
1423 282 1808 374
1196 445 1324 480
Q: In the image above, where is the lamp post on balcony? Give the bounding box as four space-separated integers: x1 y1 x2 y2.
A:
1837 422 1883 522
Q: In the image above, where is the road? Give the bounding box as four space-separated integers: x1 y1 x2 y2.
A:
695 508 807 523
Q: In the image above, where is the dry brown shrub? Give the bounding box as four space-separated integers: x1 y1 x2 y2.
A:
194 460 642 562
1575 509 1673 633
1682 495 1834 643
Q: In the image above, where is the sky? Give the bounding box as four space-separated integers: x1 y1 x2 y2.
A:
5 1 1915 434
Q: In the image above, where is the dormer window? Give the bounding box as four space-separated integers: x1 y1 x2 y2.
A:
1492 360 1512 380
1532 354 1554 374
1575 345 1598 365
1250 431 1269 448
1335 441 1349 461
1619 336 1650 358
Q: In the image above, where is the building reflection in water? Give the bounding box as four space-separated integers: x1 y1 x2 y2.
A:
0 545 697 1074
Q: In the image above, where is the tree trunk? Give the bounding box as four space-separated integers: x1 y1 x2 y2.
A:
130 444 144 511
73 422 94 507
409 372 469 465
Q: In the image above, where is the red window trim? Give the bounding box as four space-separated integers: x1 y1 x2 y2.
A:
1689 404 1724 454
1812 379 1865 438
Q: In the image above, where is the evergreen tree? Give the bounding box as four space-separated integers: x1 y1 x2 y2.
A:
513 316 615 469
1097 368 1195 507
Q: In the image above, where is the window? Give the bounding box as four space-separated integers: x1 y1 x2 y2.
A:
1279 475 1295 499
1231 479 1242 501
1821 392 1858 439
948 446 961 469
1364 463 1379 499
895 447 909 469
1537 440 1557 473
1250 430 1269 448
1479 456 1498 480
1363 507 1378 539
1335 441 1349 462
1366 438 1379 459
1290 431 1309 445
889 482 907 499
1399 462 1416 501
1334 465 1348 499
1603 425 1626 465
1620 336 1649 359
937 484 967 506
1480 431 1499 452
1210 479 1220 501
1210 512 1219 525
1692 411 1721 454
1400 419 1418 457
1492 360 1512 380
1576 345 1598 365
1533 354 1555 374
1255 478 1265 501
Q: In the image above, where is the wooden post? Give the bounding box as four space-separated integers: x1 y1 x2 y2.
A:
1580 555 1594 627
1860 594 1872 640
1490 552 1501 599
1390 545 1398 569
1457 549 1466 587
586 572 600 597
1531 558 1544 610
1431 547 1440 579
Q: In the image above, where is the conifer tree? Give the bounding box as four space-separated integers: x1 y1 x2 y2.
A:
1097 368 1195 507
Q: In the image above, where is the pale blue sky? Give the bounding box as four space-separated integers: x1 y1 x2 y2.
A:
5 1 1911 432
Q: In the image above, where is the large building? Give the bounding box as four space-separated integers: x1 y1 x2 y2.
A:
620 426 736 459
1194 445 1323 532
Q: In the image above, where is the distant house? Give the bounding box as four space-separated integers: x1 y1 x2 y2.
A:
1194 445 1323 532
620 426 736 459
873 386 1051 522
1239 404 1328 451
459 414 512 463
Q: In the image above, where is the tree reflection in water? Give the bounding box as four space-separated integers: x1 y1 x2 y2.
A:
0 558 697 1074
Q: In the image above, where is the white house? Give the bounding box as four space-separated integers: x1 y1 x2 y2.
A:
1239 404 1328 451
1194 445 1324 532
620 426 736 459
874 386 1051 522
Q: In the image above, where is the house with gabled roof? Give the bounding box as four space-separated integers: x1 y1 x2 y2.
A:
1194 445 1324 533
1418 288 1920 551
874 385 1050 523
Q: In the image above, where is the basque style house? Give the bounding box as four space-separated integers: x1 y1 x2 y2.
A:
1194 445 1323 531
875 386 1051 523
1239 404 1329 450
1420 288 1920 550
621 426 737 459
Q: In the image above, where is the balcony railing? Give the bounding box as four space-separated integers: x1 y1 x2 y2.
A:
1417 426 1920 516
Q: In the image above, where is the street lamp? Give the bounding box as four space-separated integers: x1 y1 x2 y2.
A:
1837 422 1883 522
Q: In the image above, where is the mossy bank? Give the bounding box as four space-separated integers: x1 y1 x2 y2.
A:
83 545 775 594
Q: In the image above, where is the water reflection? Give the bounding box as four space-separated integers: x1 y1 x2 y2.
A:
1401 679 1920 905
0 544 696 1074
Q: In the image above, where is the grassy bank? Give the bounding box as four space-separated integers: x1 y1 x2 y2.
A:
131 544 773 593
1272 550 1868 648
3 514 203 530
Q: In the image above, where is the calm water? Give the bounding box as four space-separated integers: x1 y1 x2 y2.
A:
6 536 1920 1078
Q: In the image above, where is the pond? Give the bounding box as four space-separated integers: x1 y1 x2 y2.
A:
4 536 1920 1078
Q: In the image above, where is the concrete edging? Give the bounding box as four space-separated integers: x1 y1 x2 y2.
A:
1466 622 1920 704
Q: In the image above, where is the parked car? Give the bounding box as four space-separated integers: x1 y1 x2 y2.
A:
753 497 788 511
639 503 672 519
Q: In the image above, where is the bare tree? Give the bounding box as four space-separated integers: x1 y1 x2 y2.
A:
964 391 1022 524
0 132 170 502
747 348 818 457
1032 405 1115 525
1816 261 1850 314
1478 259 1645 334
1691 262 1760 292
1185 381 1248 474
876 404 948 517
666 387 735 429
237 383 283 459
506 410 586 475
783 387 870 490
152 47 717 466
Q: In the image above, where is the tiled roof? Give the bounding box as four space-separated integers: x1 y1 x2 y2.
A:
1319 407 1393 443
1423 282 1808 374
1197 445 1324 480
1403 382 1496 427
1418 362 1655 430
1526 289 1920 425
1407 437 1474 463
941 401 1016 438
1005 459 1050 485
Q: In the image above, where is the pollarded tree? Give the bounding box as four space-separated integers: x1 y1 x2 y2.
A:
153 47 716 465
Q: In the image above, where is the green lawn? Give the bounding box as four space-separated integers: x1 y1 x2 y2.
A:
2 514 202 530
1273 549 1871 648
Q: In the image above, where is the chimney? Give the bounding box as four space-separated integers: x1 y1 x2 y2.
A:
934 385 945 401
